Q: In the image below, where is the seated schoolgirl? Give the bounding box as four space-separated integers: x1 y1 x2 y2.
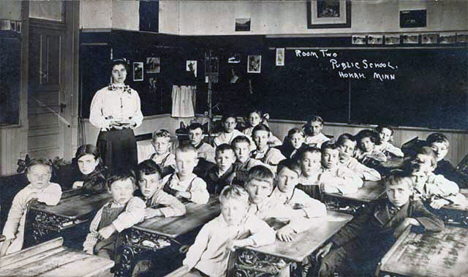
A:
355 129 387 165
243 109 282 147
71 144 107 194
280 128 308 160
213 114 244 147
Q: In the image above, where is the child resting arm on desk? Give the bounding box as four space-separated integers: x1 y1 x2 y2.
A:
0 159 62 256
83 171 145 260
136 160 186 218
183 185 275 277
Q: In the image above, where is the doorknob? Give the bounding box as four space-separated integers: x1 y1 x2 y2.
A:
60 103 67 112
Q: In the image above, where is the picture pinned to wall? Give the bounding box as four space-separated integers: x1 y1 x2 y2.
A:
439 33 456 44
385 35 400 45
352 35 366 45
402 34 419 44
146 57 160 73
235 18 251 32
307 0 351 29
186 60 197 77
247 55 261 73
421 34 438 44
367 35 383 45
276 48 285 66
228 53 241 64
133 62 144 81
400 10 427 28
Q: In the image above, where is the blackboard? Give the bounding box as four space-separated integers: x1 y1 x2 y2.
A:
264 48 468 130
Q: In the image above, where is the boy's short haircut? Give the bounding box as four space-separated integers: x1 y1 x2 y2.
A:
252 124 271 135
336 133 356 147
188 123 204 132
152 129 172 142
416 146 438 168
137 159 162 178
385 173 413 190
277 159 301 176
307 115 324 125
356 129 378 143
175 144 197 156
247 165 274 184
321 142 339 152
26 158 53 174
375 125 394 135
247 109 262 118
215 143 235 154
297 146 321 160
219 185 249 204
107 170 137 189
287 128 304 138
426 133 450 147
221 114 238 123
231 135 251 146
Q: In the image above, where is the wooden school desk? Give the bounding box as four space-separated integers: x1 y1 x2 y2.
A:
115 198 221 277
0 237 114 277
377 225 468 277
322 181 386 214
229 211 353 277
25 190 112 248
436 188 468 227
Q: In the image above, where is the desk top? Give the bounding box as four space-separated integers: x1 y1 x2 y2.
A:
0 237 114 277
379 226 468 277
133 197 221 239
244 211 353 262
31 191 112 220
324 181 386 203
442 189 468 212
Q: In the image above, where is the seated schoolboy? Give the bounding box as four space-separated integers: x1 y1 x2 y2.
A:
213 115 243 147
280 128 307 160
409 146 464 209
303 116 330 148
183 185 275 277
296 146 322 199
336 134 381 182
317 174 444 277
137 160 186 218
147 129 176 177
317 143 364 195
243 109 282 147
375 125 404 158
205 144 237 195
355 129 387 165
163 145 210 204
251 124 286 173
268 160 327 242
426 132 468 188
231 136 264 185
0 159 62 256
71 144 107 194
188 123 215 163
83 171 145 260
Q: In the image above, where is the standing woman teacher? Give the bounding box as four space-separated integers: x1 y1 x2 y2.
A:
89 59 143 173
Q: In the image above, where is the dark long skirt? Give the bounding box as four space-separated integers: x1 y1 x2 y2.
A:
97 128 137 174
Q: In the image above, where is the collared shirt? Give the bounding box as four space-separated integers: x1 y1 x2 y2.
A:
162 173 209 204
3 182 62 252
183 214 276 277
251 147 286 173
83 197 145 253
318 165 364 195
143 189 186 217
341 157 381 181
412 173 462 204
89 85 143 131
150 152 176 169
305 133 330 148
243 127 282 147
213 130 244 147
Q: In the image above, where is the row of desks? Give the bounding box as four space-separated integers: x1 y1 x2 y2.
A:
22 182 468 277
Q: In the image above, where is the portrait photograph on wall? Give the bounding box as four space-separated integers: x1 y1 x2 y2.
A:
133 62 144 81
146 57 160 73
307 0 351 28
247 55 261 73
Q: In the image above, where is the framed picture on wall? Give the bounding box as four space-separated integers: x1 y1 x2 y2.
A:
276 48 285 66
133 62 144 81
186 60 197 77
307 0 351 29
146 57 160 73
247 55 261 73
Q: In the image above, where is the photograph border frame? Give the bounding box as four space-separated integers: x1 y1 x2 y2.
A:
307 0 351 29
247 55 262 74
133 62 144 82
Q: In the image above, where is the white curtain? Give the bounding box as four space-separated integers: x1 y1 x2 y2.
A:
172 85 196 118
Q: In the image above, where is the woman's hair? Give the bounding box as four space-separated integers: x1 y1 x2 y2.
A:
110 58 128 72
336 133 356 147
247 109 262 118
356 129 378 149
75 144 100 160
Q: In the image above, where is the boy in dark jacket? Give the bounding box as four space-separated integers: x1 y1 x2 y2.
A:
317 173 444 276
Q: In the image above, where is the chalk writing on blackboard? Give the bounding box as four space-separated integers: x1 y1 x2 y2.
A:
295 49 399 81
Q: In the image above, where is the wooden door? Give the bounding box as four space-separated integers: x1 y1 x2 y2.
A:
28 20 71 159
